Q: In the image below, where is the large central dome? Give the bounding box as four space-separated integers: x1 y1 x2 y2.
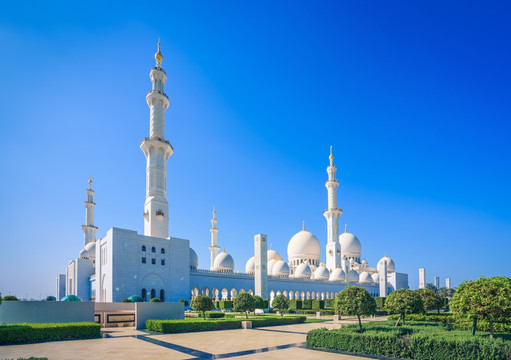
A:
287 230 321 260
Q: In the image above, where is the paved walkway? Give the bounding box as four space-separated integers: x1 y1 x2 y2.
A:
0 317 386 360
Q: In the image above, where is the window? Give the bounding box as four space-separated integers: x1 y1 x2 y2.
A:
151 258 156 265
160 289 165 302
151 289 156 299
161 259 165 266
142 257 146 264
151 247 156 253
161 248 165 254
142 245 146 252
141 288 147 301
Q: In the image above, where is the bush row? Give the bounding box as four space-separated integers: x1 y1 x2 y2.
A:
205 311 225 318
0 322 101 345
213 299 269 309
289 299 325 310
388 313 454 323
307 327 511 360
387 313 511 332
146 316 306 333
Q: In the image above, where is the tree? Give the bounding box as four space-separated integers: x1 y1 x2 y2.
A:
179 299 189 307
253 295 265 311
127 295 144 303
426 283 438 293
122 298 132 303
416 289 443 313
438 287 456 299
234 292 256 318
335 286 376 333
150 297 161 302
2 295 19 302
45 296 56 301
191 295 214 319
271 295 289 315
385 289 423 326
450 276 511 338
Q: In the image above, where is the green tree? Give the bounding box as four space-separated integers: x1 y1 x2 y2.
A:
450 276 511 338
122 298 132 303
253 295 265 313
234 292 256 318
384 289 423 325
150 297 161 302
426 283 438 293
179 299 189 307
191 295 214 319
2 295 19 301
438 287 456 299
416 288 443 313
335 286 376 333
271 295 289 315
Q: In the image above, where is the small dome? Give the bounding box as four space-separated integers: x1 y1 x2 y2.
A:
61 295 82 302
314 265 330 280
213 250 234 272
267 259 278 275
267 246 282 262
359 271 372 283
294 262 312 278
245 256 255 274
329 267 346 281
287 230 321 260
272 260 290 276
79 241 96 261
371 273 380 282
361 258 368 265
377 255 396 273
346 269 359 282
339 231 361 258
190 248 199 269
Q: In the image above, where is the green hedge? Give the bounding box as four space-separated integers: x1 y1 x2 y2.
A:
205 311 225 318
325 298 335 309
146 316 306 333
302 299 312 310
216 300 233 309
0 322 101 345
306 325 511 360
454 318 511 333
375 297 385 309
388 313 454 323
387 313 511 332
312 300 325 310
289 299 302 310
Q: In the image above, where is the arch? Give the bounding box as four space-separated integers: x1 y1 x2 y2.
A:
321 291 325 300
276 290 282 296
151 246 156 253
306 291 311 299
221 288 228 300
295 291 299 299
141 288 147 301
283 290 288 298
142 245 146 252
239 288 245 294
191 287 199 298
288 290 294 300
247 289 253 295
202 287 209 296
212 287 220 301
161 248 165 254
316 291 320 299
150 288 156 299
301 291 305 300
160 289 165 302
230 288 237 299
269 290 275 306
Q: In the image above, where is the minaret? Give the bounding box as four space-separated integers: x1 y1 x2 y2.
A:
209 207 220 270
140 40 173 239
324 146 343 270
81 176 97 246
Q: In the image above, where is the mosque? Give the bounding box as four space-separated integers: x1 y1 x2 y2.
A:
56 43 408 304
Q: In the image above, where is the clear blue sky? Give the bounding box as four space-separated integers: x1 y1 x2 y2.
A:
0 1 510 299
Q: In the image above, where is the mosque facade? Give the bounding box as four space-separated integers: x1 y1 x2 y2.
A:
56 44 409 304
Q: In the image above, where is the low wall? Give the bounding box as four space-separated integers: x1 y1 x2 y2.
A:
0 301 94 324
135 302 184 329
94 302 135 312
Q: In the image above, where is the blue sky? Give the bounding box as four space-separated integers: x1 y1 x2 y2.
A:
0 1 510 299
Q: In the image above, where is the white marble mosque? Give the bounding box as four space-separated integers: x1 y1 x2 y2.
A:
57 43 408 304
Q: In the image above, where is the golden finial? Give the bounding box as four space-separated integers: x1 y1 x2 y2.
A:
223 247 225 253
212 206 216 218
270 244 272 250
345 224 347 233
384 252 387 258
155 39 163 63
302 221 305 231
329 145 334 165
88 174 93 188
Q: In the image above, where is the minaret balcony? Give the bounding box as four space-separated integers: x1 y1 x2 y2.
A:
81 224 98 230
147 89 168 99
151 66 167 75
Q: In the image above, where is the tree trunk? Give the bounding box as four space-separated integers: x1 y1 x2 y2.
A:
358 315 363 333
245 311 248 319
394 314 402 327
489 320 494 339
471 317 477 336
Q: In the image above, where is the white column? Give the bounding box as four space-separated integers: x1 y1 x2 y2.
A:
209 207 220 270
324 146 342 270
81 177 97 246
379 260 388 297
419 268 426 289
446 278 451 289
141 41 173 239
254 234 268 299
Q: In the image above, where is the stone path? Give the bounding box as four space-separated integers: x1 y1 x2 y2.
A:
0 317 386 359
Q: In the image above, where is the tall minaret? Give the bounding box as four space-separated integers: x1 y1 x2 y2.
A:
324 146 343 270
81 176 97 246
209 207 220 270
141 40 173 239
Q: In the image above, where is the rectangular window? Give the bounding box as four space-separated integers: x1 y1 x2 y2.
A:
151 258 156 265
161 259 165 266
142 257 146 264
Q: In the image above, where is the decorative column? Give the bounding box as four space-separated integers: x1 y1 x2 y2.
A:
379 257 388 297
419 268 426 289
141 40 173 239
324 146 342 270
208 207 220 270
254 234 268 299
81 176 97 246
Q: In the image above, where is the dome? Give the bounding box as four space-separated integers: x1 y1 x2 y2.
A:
371 273 380 282
267 246 282 262
294 262 312 278
272 260 290 276
190 248 199 269
314 265 330 280
245 256 255 274
79 241 96 261
346 269 359 282
377 255 396 273
359 271 372 283
267 259 278 275
213 250 234 272
287 230 321 260
361 258 368 265
329 267 346 281
61 295 82 302
339 231 361 258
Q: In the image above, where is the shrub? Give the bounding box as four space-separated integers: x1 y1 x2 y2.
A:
205 311 225 318
179 299 189 307
271 295 289 314
325 298 335 309
335 286 376 333
45 296 56 301
128 295 144 302
312 300 325 310
385 289 424 325
217 300 234 309
0 322 100 345
388 313 454 323
416 288 443 312
253 295 265 310
191 295 214 319
2 295 19 301
60 295 82 302
302 299 312 310
121 298 132 303
374 297 385 309
234 293 255 318
289 299 302 310
150 297 161 302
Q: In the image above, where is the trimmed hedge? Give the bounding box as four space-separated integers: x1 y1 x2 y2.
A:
306 325 511 360
146 316 306 333
302 300 312 310
205 311 225 319
388 313 454 323
0 322 101 345
216 300 233 309
375 297 385 309
312 300 325 310
325 298 335 309
387 313 511 332
289 299 302 310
